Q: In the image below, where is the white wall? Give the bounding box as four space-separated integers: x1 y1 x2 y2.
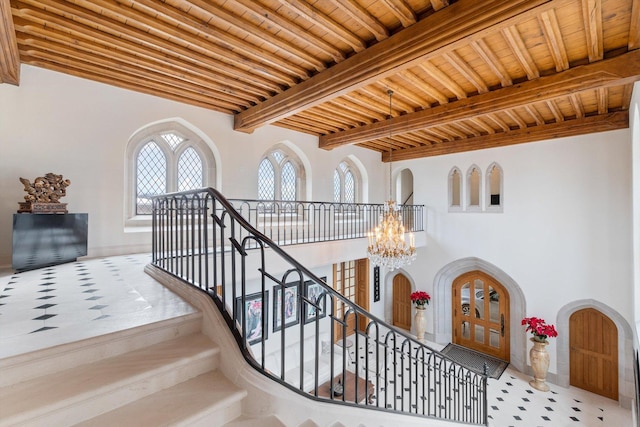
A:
632 82 640 329
0 65 384 266
1 65 635 382
386 129 634 374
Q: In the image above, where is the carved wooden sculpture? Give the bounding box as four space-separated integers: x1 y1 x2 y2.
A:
18 173 71 213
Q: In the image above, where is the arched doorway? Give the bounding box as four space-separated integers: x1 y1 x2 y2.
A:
392 274 412 331
570 308 618 400
452 270 510 361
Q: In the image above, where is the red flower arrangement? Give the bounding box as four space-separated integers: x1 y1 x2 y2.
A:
522 316 558 342
410 291 431 307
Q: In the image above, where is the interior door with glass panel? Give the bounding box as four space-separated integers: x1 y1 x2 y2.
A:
333 259 369 341
452 271 510 361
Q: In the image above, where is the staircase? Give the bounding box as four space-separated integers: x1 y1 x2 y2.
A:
0 311 284 426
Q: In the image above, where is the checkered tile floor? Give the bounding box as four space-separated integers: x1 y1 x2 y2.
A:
0 253 196 358
0 254 633 426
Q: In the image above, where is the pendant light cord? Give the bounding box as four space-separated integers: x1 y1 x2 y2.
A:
388 89 393 202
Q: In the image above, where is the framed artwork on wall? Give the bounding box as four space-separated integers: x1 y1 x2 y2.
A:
235 291 268 345
304 278 327 324
273 281 300 332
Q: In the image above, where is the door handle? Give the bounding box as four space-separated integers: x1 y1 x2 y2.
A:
501 314 505 337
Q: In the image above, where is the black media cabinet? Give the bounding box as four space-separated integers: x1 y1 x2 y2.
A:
12 213 88 272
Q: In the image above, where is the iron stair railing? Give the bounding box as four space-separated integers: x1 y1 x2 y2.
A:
151 188 487 425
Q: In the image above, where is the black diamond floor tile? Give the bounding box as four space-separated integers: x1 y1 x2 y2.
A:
33 314 57 320
31 326 58 333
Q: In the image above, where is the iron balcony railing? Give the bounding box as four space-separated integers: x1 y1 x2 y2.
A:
226 198 424 248
151 188 487 425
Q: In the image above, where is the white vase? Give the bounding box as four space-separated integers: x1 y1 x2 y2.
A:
529 337 550 391
414 306 427 341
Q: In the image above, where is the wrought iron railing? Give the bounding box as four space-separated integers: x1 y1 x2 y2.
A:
151 188 487 425
226 198 424 247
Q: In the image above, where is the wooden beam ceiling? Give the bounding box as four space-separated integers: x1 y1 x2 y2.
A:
4 0 638 159
381 111 629 160
319 50 640 149
233 0 553 133
0 0 19 85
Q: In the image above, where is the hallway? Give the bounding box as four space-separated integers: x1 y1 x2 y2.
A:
0 254 632 426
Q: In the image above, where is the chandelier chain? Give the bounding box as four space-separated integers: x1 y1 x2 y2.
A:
366 89 417 270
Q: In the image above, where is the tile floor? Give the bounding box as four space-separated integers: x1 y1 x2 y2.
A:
0 254 633 426
0 253 195 359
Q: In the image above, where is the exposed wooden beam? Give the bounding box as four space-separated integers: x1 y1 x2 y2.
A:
630 0 640 51
397 69 448 105
15 0 289 91
22 55 229 112
230 0 345 63
275 0 366 52
183 0 327 73
502 25 540 79
443 50 489 94
380 0 416 27
234 0 553 133
381 111 629 161
569 93 585 118
332 0 389 41
470 38 512 87
319 50 640 149
539 10 569 72
546 100 565 122
524 105 545 125
503 109 528 129
581 0 603 61
430 0 450 12
597 87 608 114
113 0 310 81
0 0 20 85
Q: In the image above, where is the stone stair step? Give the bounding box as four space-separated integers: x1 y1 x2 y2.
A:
76 371 247 427
0 311 203 388
224 414 287 427
0 332 218 427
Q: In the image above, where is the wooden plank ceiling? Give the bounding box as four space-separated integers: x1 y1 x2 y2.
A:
3 0 640 160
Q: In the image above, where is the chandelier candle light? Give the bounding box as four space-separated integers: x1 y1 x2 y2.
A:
367 90 417 270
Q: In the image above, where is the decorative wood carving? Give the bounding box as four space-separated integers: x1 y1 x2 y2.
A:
18 173 71 213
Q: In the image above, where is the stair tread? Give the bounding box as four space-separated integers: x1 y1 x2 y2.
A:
224 414 287 427
0 333 218 419
75 371 247 427
0 312 203 388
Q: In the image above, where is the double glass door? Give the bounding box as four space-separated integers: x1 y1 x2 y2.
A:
452 271 510 361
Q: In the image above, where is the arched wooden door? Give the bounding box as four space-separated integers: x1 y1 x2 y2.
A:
452 271 510 361
570 308 618 400
392 274 412 331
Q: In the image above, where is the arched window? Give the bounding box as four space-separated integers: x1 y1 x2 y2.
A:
448 167 462 212
257 147 304 201
467 165 481 211
126 120 216 222
486 163 504 212
258 159 275 200
333 160 360 203
178 147 204 192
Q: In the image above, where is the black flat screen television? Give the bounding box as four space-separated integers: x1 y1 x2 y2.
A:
12 213 88 272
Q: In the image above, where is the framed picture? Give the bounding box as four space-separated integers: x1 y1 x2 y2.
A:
304 278 327 324
235 291 268 345
273 282 300 332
